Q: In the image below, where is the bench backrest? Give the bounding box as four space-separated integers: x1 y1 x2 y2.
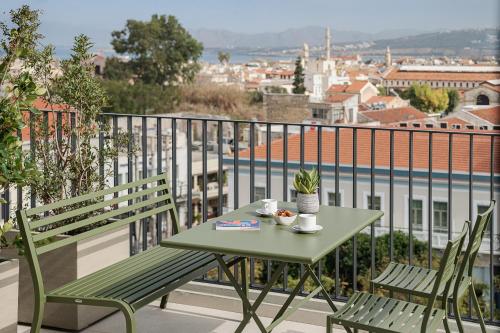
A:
17 173 179 297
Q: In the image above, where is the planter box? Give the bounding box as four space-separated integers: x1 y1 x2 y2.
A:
0 259 19 333
17 226 129 331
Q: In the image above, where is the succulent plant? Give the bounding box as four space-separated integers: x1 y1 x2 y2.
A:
293 168 320 194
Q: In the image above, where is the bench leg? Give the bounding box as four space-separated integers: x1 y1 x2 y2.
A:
30 299 45 333
160 294 169 309
122 305 136 333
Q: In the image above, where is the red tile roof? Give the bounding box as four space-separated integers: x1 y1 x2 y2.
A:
442 117 471 126
327 80 369 94
383 67 500 82
239 128 500 174
366 96 397 104
469 106 500 125
360 107 429 124
481 81 500 93
326 94 357 103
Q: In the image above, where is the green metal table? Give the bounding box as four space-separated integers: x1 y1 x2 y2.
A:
161 201 383 333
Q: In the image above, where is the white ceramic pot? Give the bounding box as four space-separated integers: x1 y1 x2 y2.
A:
296 192 319 214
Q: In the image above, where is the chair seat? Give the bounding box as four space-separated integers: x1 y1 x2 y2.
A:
48 246 218 309
328 292 445 333
372 262 471 299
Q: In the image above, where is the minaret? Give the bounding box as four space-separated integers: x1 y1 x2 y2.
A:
325 27 331 59
302 43 309 68
385 46 392 67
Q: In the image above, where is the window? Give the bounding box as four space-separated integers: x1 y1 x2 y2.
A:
312 108 328 119
411 199 423 231
332 110 344 122
367 195 382 227
433 201 448 233
254 186 266 201
327 192 342 206
290 189 297 202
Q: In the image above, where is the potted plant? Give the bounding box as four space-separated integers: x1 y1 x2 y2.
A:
293 168 320 213
0 222 20 333
0 6 130 330
1 6 49 332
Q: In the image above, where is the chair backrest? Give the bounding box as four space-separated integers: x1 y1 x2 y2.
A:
16 173 179 298
453 200 495 296
421 220 469 332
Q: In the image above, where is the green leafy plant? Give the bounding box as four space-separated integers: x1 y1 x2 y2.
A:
0 6 52 255
27 35 130 233
293 168 320 194
0 221 13 250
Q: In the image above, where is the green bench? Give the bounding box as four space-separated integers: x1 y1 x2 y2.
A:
18 173 221 333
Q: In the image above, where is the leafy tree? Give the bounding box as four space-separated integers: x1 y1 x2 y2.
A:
102 57 133 81
111 14 203 86
0 6 52 240
101 80 179 114
401 84 449 113
292 56 305 94
0 6 46 193
446 89 460 114
217 51 230 65
377 86 388 96
264 86 287 94
29 35 128 208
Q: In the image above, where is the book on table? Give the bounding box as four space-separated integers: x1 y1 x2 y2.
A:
215 220 260 231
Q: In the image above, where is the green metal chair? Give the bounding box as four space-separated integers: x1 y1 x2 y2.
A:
372 201 495 333
327 219 469 333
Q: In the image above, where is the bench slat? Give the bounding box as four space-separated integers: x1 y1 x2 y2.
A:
30 183 170 230
47 247 218 308
54 247 184 296
125 255 216 305
33 194 172 242
36 203 174 254
101 252 212 299
26 173 167 217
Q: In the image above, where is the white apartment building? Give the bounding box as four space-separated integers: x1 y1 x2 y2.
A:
224 129 500 285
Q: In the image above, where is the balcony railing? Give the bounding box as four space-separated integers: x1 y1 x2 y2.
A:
2 111 499 327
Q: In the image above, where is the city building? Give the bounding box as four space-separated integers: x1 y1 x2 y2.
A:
326 80 378 104
225 128 500 284
382 65 500 91
464 79 500 106
309 93 358 124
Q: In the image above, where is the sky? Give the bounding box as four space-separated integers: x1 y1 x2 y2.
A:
1 0 499 49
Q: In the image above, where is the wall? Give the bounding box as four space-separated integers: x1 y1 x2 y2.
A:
263 93 309 123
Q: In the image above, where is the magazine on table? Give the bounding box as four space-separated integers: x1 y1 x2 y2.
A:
215 220 260 231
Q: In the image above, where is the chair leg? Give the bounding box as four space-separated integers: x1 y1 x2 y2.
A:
470 284 487 333
160 294 169 309
326 316 331 333
30 299 45 333
442 316 452 333
453 295 465 333
122 305 137 333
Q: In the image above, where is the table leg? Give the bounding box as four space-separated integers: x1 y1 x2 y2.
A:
241 257 248 314
216 254 281 333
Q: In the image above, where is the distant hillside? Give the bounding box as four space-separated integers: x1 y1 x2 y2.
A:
191 26 426 49
365 29 500 52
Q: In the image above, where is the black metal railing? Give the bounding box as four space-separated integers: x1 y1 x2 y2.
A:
2 111 499 327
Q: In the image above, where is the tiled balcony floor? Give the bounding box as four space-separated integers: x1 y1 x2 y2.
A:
18 302 334 333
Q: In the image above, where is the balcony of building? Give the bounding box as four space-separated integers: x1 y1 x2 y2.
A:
2 112 499 333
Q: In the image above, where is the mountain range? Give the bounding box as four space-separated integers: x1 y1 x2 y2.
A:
190 26 428 49
191 27 500 56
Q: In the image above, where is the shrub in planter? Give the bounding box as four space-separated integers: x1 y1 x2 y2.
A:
293 168 320 213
